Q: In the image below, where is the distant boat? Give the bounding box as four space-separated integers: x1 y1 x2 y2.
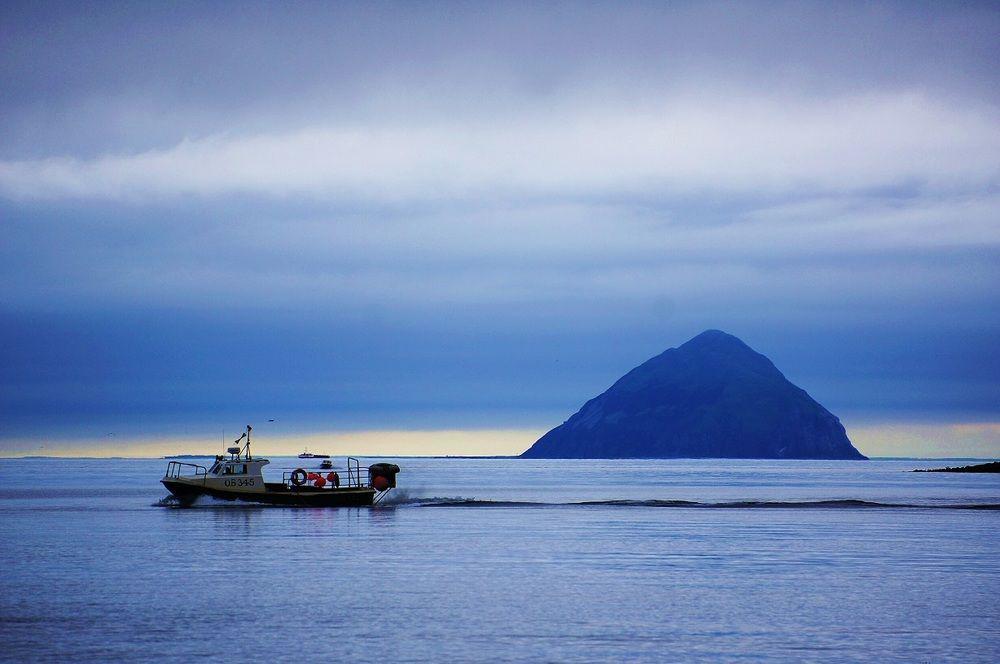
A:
320 459 333 469
297 447 330 459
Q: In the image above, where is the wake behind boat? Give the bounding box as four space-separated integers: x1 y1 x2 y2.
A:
161 425 399 507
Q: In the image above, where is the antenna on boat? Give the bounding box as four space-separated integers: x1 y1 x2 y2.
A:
231 428 248 460
227 425 253 459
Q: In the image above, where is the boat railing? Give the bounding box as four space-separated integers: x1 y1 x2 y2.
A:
281 457 370 490
346 457 362 486
164 461 208 483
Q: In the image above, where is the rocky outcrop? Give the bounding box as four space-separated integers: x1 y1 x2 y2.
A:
915 462 999 473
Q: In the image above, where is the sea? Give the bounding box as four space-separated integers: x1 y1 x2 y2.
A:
0 456 997 662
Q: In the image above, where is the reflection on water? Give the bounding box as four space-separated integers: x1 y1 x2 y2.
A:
0 457 997 662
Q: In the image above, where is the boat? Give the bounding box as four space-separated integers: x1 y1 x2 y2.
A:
161 425 399 507
297 447 330 459
320 458 333 469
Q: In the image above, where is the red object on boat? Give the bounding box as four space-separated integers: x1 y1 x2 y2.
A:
307 472 321 481
372 475 389 491
326 472 339 487
314 477 327 488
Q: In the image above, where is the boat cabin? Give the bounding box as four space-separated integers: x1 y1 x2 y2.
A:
208 453 270 479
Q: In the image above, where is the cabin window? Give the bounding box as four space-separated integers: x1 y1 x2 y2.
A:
224 464 246 475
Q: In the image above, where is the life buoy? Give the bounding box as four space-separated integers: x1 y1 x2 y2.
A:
290 468 308 486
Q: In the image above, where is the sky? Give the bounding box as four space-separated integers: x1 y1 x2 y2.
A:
1 1 998 457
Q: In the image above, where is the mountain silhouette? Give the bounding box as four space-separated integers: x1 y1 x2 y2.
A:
521 330 867 459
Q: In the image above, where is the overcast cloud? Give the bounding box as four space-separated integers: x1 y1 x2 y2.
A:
1 1 997 454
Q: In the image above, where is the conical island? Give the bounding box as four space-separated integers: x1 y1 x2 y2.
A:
522 330 867 459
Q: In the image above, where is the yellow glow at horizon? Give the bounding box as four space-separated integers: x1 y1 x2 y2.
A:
1 423 997 459
0 429 547 458
847 422 1000 458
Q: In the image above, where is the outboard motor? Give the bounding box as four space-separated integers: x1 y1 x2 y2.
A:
368 463 400 491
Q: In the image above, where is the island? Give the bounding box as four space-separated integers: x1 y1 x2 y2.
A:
521 329 867 460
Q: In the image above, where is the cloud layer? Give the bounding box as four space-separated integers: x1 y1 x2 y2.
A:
1 2 997 454
2 92 996 202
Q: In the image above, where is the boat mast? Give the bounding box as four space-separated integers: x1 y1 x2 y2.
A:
232 425 252 460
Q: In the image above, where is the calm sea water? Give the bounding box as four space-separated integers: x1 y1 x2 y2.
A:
0 457 997 662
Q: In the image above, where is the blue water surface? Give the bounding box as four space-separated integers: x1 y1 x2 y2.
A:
0 457 997 662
